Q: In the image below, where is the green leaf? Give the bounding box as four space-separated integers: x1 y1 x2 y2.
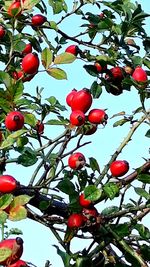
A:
83 65 98 77
113 119 129 127
57 179 75 195
131 55 143 67
0 71 13 89
0 211 8 224
145 129 150 138
41 48 53 69
54 53 76 65
46 119 68 125
134 187 150 200
24 113 37 127
49 21 58 31
0 194 13 210
143 58 150 69
11 195 32 207
23 0 40 10
138 174 150 183
111 223 130 238
101 206 119 216
89 157 100 173
84 185 102 202
13 40 26 53
48 0 68 14
103 182 120 200
53 245 71 267
8 80 24 102
90 81 102 98
0 248 12 263
47 68 67 80
134 223 150 240
17 147 38 167
7 129 27 139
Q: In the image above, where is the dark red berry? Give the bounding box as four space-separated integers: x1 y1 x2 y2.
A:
5 111 24 131
71 88 92 114
70 110 85 126
31 14 46 27
22 53 39 74
0 175 18 193
0 25 6 39
35 120 44 134
110 160 129 177
67 213 85 229
68 152 86 170
88 109 108 124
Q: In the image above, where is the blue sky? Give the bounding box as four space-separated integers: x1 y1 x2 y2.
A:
5 0 150 266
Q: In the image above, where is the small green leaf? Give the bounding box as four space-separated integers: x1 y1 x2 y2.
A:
90 81 102 98
57 179 75 195
53 245 71 267
83 65 98 77
17 147 38 167
24 113 37 127
113 118 129 127
138 174 150 183
101 206 119 216
54 53 76 65
84 185 102 202
47 68 67 80
0 211 8 224
46 119 68 125
89 157 100 173
0 248 12 263
49 21 58 31
134 223 150 240
134 187 150 200
41 48 53 69
145 129 150 138
0 194 13 210
103 182 120 200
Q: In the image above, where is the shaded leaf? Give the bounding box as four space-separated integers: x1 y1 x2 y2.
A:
138 174 150 183
134 187 150 200
89 157 100 173
90 81 102 98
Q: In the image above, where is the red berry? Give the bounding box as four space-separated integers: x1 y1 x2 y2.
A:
0 25 5 39
70 110 85 126
5 111 24 131
35 120 44 134
99 12 104 18
110 160 129 177
22 43 32 55
132 66 147 82
65 45 79 56
66 89 77 107
79 193 91 208
0 237 23 266
31 14 46 27
67 213 85 229
8 259 28 267
110 66 124 80
94 62 107 73
88 109 108 124
0 175 18 193
8 2 22 17
13 70 35 82
68 152 86 170
82 207 98 220
71 88 92 114
22 53 39 74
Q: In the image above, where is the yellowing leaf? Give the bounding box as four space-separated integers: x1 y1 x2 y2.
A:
9 205 27 221
54 53 76 65
11 195 32 208
47 68 67 80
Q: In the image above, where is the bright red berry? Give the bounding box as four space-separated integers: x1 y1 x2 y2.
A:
0 25 6 39
71 88 92 114
31 14 46 27
68 152 86 170
8 1 22 17
0 175 18 193
5 111 24 131
110 160 129 177
22 53 39 74
22 43 32 55
70 110 85 126
79 193 91 208
132 66 147 82
67 213 85 229
94 62 107 73
65 45 79 56
8 259 28 267
88 109 108 125
66 89 77 107
110 66 124 80
0 237 23 266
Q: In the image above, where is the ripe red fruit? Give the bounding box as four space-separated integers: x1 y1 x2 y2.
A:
70 110 85 126
67 213 85 228
5 111 24 131
8 2 22 17
35 120 44 134
66 89 77 107
94 62 107 73
22 43 32 55
110 160 129 177
71 88 92 114
31 14 46 27
9 259 28 267
0 175 18 193
68 152 86 170
0 25 5 39
79 193 91 208
109 66 124 81
82 207 98 220
22 53 39 74
88 109 108 125
13 70 35 82
65 45 79 56
0 237 23 266
132 66 147 82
